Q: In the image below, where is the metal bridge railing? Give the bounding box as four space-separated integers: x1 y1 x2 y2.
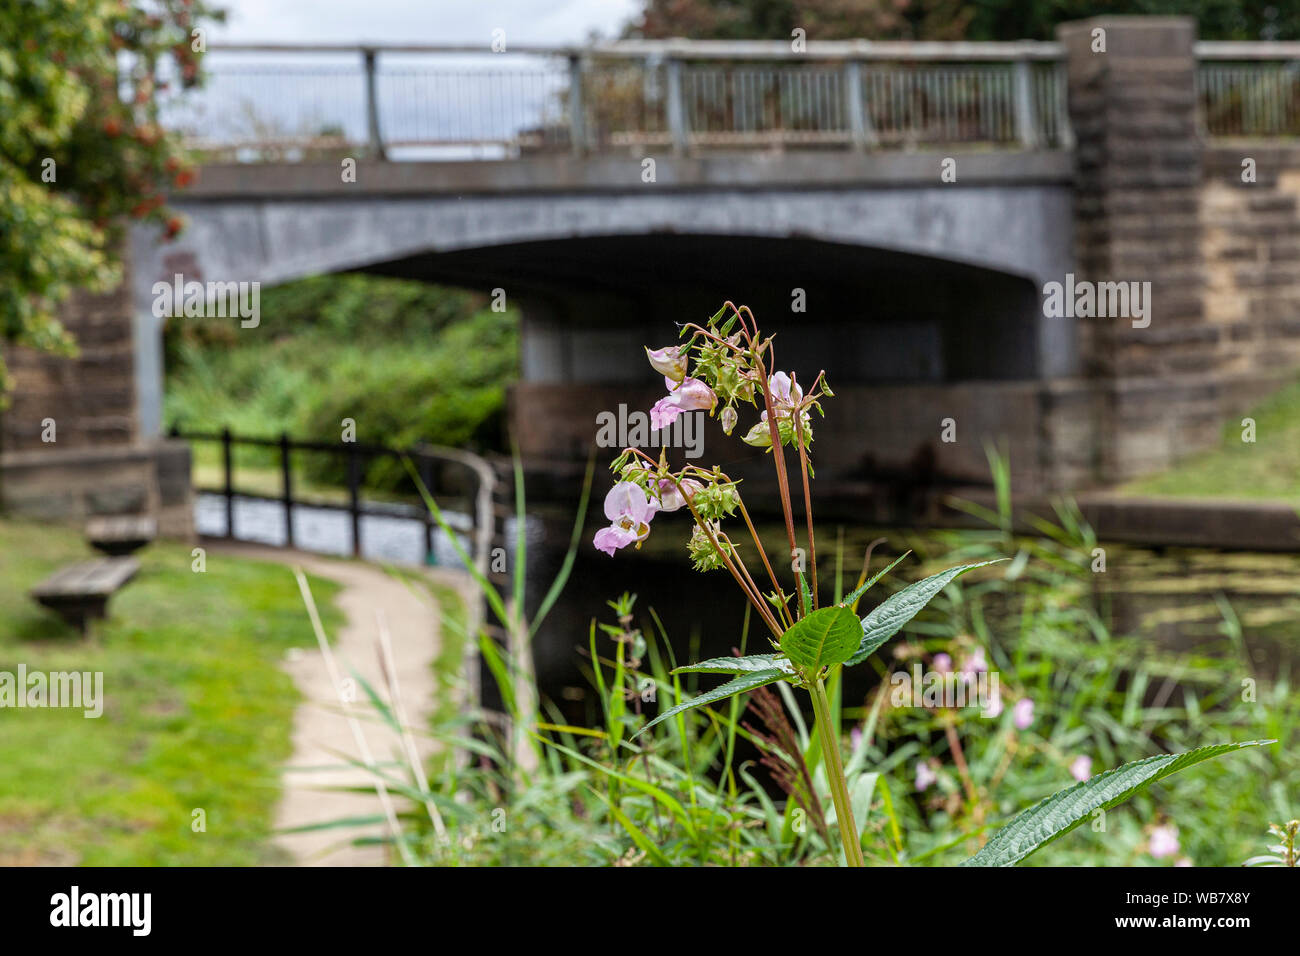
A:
1198 42 1300 139
172 425 496 573
151 40 1071 159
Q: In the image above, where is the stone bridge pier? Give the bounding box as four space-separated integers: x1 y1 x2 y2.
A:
0 252 192 536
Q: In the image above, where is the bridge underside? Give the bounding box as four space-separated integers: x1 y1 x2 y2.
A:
359 233 1088 501
363 234 1045 384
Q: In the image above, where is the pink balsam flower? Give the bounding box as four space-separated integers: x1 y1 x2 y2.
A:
593 482 658 556
645 345 688 383
915 761 937 792
959 647 987 689
654 478 702 513
1148 824 1180 859
1013 697 1034 730
961 647 987 674
1069 755 1092 782
650 376 716 431
742 371 811 447
769 370 802 410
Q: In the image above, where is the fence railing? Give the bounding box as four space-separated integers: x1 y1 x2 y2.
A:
172 427 509 730
1198 42 1300 138
153 39 1071 158
147 39 1300 160
173 426 497 574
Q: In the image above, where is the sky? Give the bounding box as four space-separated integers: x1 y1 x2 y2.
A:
210 0 644 46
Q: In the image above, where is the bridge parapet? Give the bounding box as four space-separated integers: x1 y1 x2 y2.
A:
147 38 1300 161
156 39 1071 159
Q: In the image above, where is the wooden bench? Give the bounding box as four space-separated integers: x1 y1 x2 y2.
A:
31 557 139 636
86 515 157 556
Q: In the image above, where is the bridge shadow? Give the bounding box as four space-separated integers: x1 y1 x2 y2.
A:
361 232 1043 386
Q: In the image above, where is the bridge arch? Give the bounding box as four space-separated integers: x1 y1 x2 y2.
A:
132 163 1076 437
355 232 1050 387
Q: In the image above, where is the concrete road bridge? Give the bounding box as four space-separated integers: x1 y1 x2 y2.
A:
7 17 1300 528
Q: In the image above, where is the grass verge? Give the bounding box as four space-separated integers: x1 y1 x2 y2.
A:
0 519 342 865
1124 375 1300 505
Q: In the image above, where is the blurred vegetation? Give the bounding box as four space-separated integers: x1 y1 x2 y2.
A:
0 0 221 399
164 273 519 488
627 0 1300 42
332 457 1297 867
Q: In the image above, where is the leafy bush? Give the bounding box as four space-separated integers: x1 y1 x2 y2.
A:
0 0 221 395
164 273 518 488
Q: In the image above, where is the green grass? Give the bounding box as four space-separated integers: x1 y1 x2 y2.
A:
1124 374 1300 505
424 578 468 739
0 519 342 865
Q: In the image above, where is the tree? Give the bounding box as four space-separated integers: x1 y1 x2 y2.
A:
963 1 1300 42
0 0 221 400
626 0 1300 41
627 0 974 41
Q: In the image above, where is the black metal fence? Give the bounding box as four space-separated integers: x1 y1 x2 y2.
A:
171 426 497 569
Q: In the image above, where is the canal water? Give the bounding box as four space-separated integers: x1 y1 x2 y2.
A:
194 492 470 565
196 492 1300 717
519 504 1300 720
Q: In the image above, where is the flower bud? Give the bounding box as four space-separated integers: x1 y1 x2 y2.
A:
688 521 731 572
741 420 772 448
720 405 738 436
693 481 740 520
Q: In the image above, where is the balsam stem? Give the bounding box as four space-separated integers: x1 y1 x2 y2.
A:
809 676 864 867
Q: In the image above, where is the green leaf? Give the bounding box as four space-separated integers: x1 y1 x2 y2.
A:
604 796 673 866
962 740 1274 867
673 654 795 676
780 605 860 671
842 550 911 611
845 560 1004 667
795 569 813 617
634 669 788 737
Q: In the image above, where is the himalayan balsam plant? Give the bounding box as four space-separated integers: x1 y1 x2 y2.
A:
596 301 1272 867
1243 820 1299 867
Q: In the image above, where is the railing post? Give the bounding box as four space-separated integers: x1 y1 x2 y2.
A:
417 448 435 565
1013 54 1040 149
665 55 688 155
1055 58 1075 149
279 432 294 549
347 443 362 558
362 47 386 160
568 53 586 155
843 59 873 151
221 426 234 538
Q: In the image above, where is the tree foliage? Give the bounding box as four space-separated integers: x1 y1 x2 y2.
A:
627 0 1300 41
0 0 221 398
627 0 972 41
